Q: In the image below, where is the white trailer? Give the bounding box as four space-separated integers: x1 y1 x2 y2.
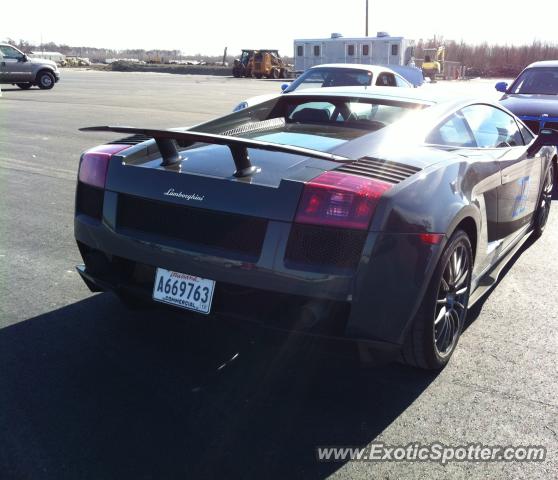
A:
294 32 416 71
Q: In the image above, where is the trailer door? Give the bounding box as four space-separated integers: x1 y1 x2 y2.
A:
345 42 357 64
361 42 372 65
373 40 390 64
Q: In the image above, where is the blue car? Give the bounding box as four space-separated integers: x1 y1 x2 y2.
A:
496 60 558 133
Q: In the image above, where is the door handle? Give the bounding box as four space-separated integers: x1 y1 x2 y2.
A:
1 62 5 66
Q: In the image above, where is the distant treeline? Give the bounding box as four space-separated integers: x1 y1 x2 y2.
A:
2 38 234 64
416 38 558 76
5 37 557 76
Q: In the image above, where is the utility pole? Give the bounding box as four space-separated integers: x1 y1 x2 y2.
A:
365 0 369 37
222 46 228 66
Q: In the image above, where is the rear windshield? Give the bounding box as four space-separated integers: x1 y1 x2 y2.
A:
284 99 415 131
509 67 558 95
285 68 373 92
191 95 427 152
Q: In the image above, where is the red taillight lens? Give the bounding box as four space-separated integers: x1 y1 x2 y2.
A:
295 171 392 230
419 233 444 245
78 144 129 188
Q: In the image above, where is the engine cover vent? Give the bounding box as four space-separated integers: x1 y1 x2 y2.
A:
336 157 421 184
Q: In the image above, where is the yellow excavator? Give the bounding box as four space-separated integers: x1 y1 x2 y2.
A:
422 46 445 81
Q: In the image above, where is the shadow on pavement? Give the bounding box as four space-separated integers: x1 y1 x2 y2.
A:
0 293 437 480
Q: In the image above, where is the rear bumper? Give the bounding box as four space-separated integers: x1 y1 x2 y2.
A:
75 214 354 302
75 210 443 349
74 262 401 358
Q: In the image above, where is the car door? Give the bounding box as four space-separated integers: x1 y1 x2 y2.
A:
461 104 542 249
425 110 502 275
0 45 32 82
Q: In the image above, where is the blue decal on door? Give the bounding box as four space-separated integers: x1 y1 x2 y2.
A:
512 176 530 217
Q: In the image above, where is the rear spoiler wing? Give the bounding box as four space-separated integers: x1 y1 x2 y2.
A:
80 126 348 177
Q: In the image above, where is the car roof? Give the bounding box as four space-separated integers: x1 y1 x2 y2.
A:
309 63 398 74
526 60 558 69
283 85 464 105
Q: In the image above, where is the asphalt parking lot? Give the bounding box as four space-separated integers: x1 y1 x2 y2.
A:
0 70 557 479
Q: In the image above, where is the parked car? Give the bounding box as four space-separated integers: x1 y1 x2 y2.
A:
496 60 558 133
0 43 60 90
75 87 556 370
232 64 414 112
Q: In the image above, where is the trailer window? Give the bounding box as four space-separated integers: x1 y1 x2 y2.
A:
362 45 370 56
391 44 399 56
297 45 304 57
347 45 355 56
313 45 320 57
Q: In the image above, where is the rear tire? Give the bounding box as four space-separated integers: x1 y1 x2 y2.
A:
401 230 472 370
532 162 554 238
37 71 55 90
17 83 33 89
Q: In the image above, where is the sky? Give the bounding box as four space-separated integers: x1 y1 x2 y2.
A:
2 0 558 56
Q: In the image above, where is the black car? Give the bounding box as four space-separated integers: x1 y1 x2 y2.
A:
496 60 558 133
75 87 557 370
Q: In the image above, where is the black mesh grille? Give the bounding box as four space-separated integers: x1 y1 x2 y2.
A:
117 195 267 260
285 224 367 270
76 182 104 219
336 157 421 184
523 120 540 134
109 134 152 145
221 118 285 136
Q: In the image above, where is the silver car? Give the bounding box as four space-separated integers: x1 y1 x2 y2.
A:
0 44 60 90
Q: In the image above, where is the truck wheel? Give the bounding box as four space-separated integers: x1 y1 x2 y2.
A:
17 83 33 89
37 71 55 90
254 73 262 79
270 68 280 79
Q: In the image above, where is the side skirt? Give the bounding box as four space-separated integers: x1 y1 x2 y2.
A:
468 229 533 307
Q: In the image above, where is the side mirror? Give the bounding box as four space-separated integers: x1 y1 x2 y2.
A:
495 81 508 93
280 82 290 92
527 128 558 158
19 54 28 62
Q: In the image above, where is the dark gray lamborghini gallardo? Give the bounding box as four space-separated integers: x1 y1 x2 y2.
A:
75 86 557 369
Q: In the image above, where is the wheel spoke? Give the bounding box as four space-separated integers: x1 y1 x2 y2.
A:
451 252 459 284
455 286 468 296
442 313 452 350
454 300 465 310
435 306 447 325
454 268 469 289
436 316 448 351
441 277 450 292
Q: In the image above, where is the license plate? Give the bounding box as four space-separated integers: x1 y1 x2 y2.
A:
152 268 215 314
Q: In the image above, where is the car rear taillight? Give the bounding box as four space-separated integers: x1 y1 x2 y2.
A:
295 171 392 230
78 144 129 188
